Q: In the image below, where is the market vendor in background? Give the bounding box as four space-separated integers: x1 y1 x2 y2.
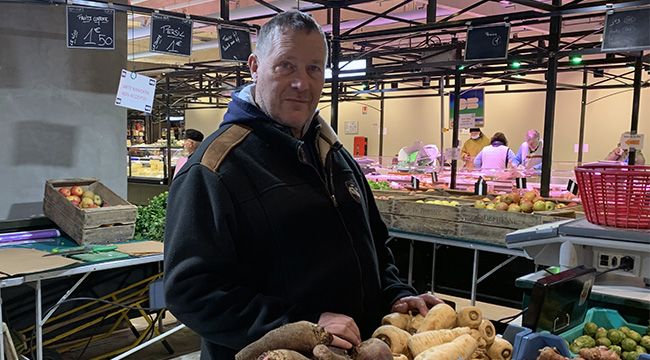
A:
461 127 490 169
164 11 441 359
173 129 204 178
605 143 646 165
513 129 543 173
474 132 516 169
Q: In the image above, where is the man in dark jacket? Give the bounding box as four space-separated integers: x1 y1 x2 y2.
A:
164 11 441 359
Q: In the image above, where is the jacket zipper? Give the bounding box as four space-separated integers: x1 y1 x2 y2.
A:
297 143 338 207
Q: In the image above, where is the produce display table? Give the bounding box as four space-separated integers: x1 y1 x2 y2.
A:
389 229 529 306
0 240 165 360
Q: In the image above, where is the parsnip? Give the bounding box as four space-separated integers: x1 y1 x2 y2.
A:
408 327 472 357
417 303 457 333
393 355 408 360
486 336 513 360
414 334 478 360
372 325 411 356
408 314 425 334
478 320 496 346
382 313 411 330
457 306 483 329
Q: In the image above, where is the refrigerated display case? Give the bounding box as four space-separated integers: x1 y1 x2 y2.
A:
127 145 184 184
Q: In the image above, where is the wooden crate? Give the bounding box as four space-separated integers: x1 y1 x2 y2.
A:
43 178 137 245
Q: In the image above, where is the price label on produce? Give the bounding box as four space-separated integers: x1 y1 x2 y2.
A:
115 70 157 113
620 132 644 150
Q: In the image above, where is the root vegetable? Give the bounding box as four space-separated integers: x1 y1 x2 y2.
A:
352 338 393 360
478 320 496 345
236 321 332 360
413 334 478 360
458 307 483 329
486 337 513 360
393 355 409 360
418 303 457 333
537 346 570 360
257 350 310 360
372 325 411 355
312 345 352 360
382 313 412 330
408 314 425 334
408 327 472 357
579 346 621 360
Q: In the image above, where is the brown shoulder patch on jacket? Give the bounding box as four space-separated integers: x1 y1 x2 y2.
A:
200 124 251 172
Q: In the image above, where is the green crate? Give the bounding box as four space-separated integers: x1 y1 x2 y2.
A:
558 308 648 357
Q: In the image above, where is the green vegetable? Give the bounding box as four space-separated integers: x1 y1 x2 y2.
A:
628 330 643 343
134 191 168 242
636 346 646 354
620 326 632 335
609 345 622 355
597 337 612 347
569 343 582 354
641 335 650 350
368 180 391 191
595 327 608 339
609 329 626 345
624 351 639 360
622 338 637 352
575 335 596 349
584 322 599 336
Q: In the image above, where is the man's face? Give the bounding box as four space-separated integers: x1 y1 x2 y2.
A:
527 137 539 148
470 131 480 139
184 139 199 154
248 29 326 136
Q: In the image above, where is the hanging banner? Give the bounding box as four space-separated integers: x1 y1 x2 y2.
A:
449 88 485 129
115 70 157 113
150 13 193 56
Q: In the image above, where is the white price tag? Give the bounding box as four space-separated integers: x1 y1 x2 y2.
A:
459 114 476 129
115 69 157 113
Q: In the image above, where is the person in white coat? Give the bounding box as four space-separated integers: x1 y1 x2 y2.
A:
474 132 516 169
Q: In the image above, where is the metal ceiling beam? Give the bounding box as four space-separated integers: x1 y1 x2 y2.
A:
342 0 413 36
343 6 421 26
439 0 489 22
494 0 556 11
252 0 284 13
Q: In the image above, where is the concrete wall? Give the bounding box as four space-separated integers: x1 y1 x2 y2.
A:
0 4 127 220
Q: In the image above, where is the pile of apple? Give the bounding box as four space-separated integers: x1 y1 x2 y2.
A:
474 190 578 213
415 199 460 207
58 186 106 209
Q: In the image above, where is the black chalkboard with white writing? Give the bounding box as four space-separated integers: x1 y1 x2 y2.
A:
150 14 193 56
602 8 650 52
66 6 115 50
464 23 510 61
219 27 252 62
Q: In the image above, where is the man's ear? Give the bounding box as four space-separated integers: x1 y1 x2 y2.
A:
248 54 258 81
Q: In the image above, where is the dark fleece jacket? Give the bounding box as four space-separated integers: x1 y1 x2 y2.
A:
163 88 416 359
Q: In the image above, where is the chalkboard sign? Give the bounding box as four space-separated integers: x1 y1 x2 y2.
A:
464 23 510 61
66 6 115 50
150 14 193 56
219 26 252 62
602 8 650 52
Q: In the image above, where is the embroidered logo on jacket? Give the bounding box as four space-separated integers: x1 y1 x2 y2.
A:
346 180 362 203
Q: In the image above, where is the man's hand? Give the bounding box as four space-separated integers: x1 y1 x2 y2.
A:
318 312 361 350
391 292 444 316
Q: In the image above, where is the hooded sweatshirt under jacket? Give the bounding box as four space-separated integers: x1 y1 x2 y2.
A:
163 85 416 359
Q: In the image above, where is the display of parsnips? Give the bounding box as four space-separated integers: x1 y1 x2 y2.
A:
374 305 514 360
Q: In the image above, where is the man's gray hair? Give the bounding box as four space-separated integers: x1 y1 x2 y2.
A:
255 10 329 64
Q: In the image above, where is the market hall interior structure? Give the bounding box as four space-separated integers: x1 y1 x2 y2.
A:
0 0 649 359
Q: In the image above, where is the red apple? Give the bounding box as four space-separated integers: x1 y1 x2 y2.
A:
523 191 537 202
58 187 71 197
70 186 84 197
520 200 534 213
511 192 521 204
496 202 509 211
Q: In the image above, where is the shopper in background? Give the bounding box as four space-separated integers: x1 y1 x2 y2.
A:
605 143 646 165
513 129 543 173
173 129 204 178
164 11 441 360
474 132 516 169
461 128 490 169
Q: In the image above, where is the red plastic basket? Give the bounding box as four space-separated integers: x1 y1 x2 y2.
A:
575 164 650 229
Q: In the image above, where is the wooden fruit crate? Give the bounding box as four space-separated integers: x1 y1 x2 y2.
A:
43 178 137 245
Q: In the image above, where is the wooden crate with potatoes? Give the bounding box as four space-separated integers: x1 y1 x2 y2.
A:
43 178 137 245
